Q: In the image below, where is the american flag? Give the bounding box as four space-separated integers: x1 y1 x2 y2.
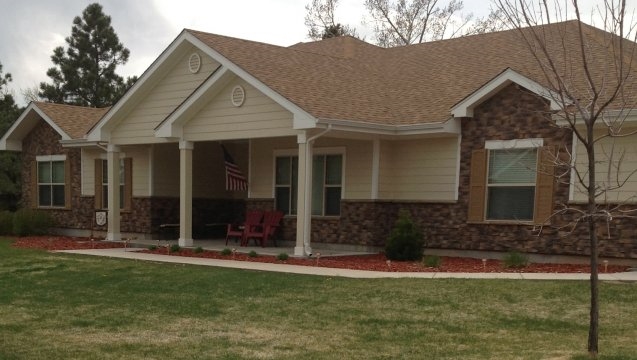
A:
222 145 248 191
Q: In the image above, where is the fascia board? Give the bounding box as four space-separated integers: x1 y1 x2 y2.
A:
0 103 71 151
554 108 637 128
184 32 319 130
86 30 192 142
318 117 460 136
155 66 231 138
451 68 563 117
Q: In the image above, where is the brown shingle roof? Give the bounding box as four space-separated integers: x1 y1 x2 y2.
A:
34 102 109 139
188 20 637 125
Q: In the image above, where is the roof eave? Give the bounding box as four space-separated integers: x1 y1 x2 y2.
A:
317 117 460 136
0 103 72 151
451 68 564 118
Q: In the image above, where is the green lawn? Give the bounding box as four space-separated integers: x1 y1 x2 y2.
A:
1 239 636 359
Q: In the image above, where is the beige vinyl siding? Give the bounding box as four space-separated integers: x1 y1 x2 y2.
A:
183 79 296 141
378 141 394 200
379 137 458 201
572 128 637 203
249 137 373 200
81 146 150 197
81 148 100 196
250 137 297 199
110 46 220 144
314 137 372 199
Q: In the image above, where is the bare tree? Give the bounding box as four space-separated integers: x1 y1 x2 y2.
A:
304 0 505 46
21 85 42 104
364 0 466 46
305 0 360 40
495 0 637 357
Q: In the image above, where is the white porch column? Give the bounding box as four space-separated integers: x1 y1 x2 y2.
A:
295 133 314 256
106 145 121 241
179 141 194 247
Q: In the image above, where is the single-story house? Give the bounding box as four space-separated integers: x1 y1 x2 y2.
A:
2 20 637 258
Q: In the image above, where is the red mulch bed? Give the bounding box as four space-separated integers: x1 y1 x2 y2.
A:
10 236 630 274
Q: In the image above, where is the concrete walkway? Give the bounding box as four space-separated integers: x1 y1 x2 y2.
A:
57 248 637 281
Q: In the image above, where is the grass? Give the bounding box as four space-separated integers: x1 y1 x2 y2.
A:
1 239 636 359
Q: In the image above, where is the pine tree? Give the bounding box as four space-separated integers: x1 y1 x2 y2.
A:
0 61 21 210
39 3 135 107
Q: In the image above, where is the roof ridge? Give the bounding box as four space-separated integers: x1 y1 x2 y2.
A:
34 101 110 111
185 29 290 50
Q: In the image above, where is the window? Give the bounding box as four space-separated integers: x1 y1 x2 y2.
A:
274 153 343 216
486 148 537 220
275 156 298 215
95 158 132 210
37 159 66 207
467 140 555 224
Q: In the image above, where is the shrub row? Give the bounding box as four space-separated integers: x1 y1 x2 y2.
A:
0 209 54 236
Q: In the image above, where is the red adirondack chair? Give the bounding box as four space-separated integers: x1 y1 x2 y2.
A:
226 210 263 246
244 210 284 247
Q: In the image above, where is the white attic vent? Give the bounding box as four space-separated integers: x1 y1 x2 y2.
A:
231 85 246 107
188 53 201 73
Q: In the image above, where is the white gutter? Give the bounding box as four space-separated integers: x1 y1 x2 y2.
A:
301 124 332 256
317 117 460 136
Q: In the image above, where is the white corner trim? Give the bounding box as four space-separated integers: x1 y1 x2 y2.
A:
454 134 461 201
485 138 544 150
569 135 578 202
371 138 380 200
451 68 563 118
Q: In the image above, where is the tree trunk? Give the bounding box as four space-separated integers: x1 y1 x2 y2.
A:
586 136 599 357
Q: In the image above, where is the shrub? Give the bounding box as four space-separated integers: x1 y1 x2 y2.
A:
193 246 204 254
503 251 530 269
423 255 442 268
12 209 53 236
220 248 232 256
0 211 13 235
148 245 157 251
385 210 424 261
169 244 181 253
277 252 289 261
248 250 258 257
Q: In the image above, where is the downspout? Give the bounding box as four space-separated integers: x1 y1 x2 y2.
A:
302 124 332 256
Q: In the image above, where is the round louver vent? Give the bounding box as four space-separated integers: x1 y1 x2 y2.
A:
188 53 201 73
231 85 246 107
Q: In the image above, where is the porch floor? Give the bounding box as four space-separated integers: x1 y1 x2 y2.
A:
127 238 376 258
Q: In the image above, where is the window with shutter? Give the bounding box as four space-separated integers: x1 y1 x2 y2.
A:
467 140 554 224
486 148 537 221
95 158 133 210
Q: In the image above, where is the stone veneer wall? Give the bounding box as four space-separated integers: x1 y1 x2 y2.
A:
21 120 246 238
21 121 90 229
245 85 637 258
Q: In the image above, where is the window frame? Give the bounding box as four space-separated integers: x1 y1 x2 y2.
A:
35 155 67 209
485 147 538 221
273 147 345 217
468 139 555 225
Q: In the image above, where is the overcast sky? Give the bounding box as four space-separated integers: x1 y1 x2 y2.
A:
0 0 632 106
